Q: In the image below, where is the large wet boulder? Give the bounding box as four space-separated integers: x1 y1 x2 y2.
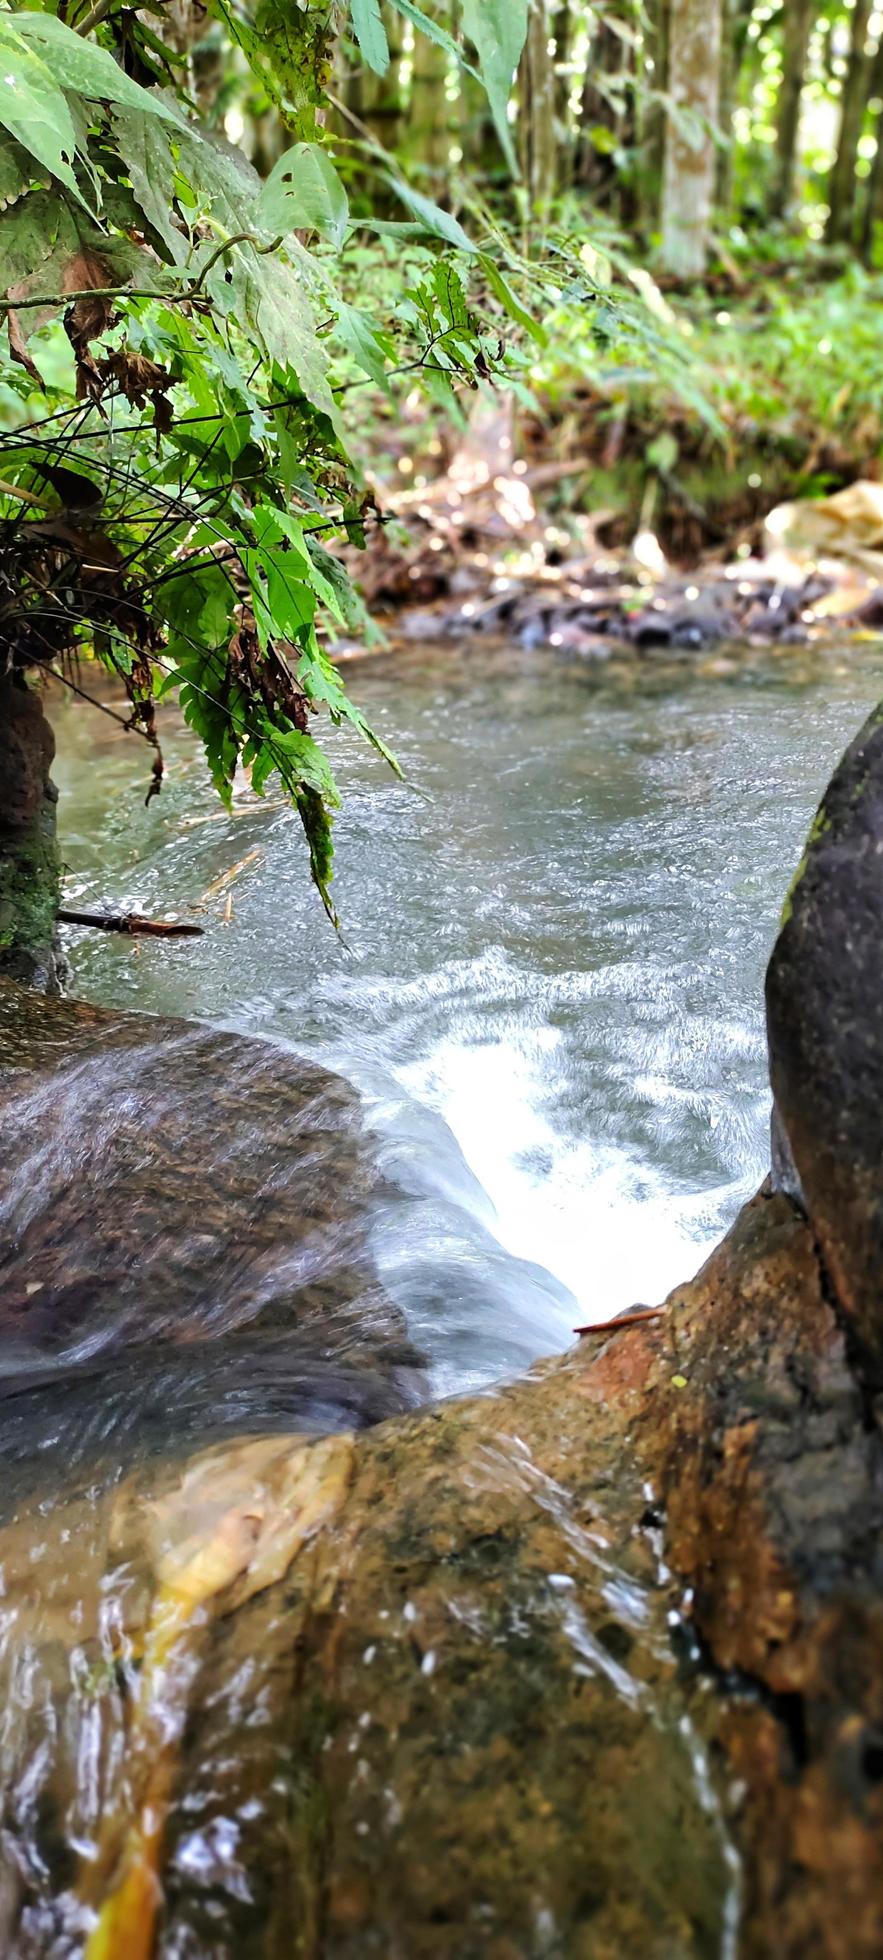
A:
0 980 425 1471
766 703 883 1380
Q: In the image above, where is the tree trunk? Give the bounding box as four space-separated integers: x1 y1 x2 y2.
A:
552 0 573 189
659 0 722 277
0 675 62 994
575 18 624 201
714 0 738 212
638 0 671 231
859 30 883 259
770 0 818 219
409 27 451 191
825 0 872 244
459 69 502 184
520 0 557 225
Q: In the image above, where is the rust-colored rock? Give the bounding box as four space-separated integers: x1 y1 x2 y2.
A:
3 1183 882 1956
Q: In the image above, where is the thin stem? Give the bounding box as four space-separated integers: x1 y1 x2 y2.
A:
74 0 121 34
189 232 283 295
1 287 186 317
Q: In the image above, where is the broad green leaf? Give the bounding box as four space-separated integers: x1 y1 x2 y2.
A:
0 131 43 210
264 724 337 798
0 187 153 317
0 22 81 202
113 105 340 423
334 300 392 389
14 13 180 121
388 179 474 252
256 264 340 428
110 103 189 263
259 143 349 248
348 0 389 75
244 540 316 647
460 0 527 177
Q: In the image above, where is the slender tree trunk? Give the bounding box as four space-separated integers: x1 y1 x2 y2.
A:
553 0 573 189
410 30 451 190
459 69 501 184
714 0 736 211
659 0 722 276
575 19 622 199
859 30 883 259
520 0 557 224
825 0 872 244
0 675 62 994
770 0 817 218
638 0 671 231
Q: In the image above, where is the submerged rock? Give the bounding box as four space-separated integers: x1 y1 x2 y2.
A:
0 980 426 1473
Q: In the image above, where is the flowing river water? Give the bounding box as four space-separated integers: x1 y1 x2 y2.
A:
0 636 879 1954
53 637 881 1385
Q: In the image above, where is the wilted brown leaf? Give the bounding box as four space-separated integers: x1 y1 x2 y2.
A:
6 308 43 388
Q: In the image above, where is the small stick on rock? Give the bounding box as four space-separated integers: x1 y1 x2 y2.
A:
574 1305 666 1337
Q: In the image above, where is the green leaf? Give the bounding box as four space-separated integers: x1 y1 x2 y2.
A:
387 0 464 66
0 187 153 317
112 105 340 424
478 251 547 346
259 142 349 248
0 20 81 203
304 534 367 630
110 101 189 264
348 0 389 75
334 300 392 389
0 131 43 211
388 179 474 252
460 0 528 177
297 633 401 773
14 12 181 121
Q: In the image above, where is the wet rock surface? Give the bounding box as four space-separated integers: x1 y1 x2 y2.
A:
767 702 883 1383
0 981 425 1474
3 1187 882 1956
5 682 883 1954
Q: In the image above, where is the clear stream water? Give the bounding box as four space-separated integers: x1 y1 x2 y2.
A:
55 636 881 1391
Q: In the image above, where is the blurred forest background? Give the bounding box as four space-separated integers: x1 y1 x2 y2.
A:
3 0 881 919
212 0 883 547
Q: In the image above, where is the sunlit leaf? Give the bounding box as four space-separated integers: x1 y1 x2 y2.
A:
460 0 527 177
388 179 474 252
259 142 349 248
348 0 389 75
0 21 81 203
